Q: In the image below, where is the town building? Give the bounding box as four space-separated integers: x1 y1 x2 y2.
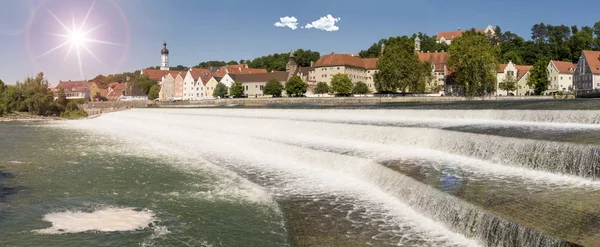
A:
574 50 600 95
496 61 533 96
230 71 289 97
120 83 148 101
547 60 575 93
183 68 211 100
54 80 91 100
436 25 495 45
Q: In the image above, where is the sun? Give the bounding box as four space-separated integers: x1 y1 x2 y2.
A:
36 0 122 80
69 30 85 47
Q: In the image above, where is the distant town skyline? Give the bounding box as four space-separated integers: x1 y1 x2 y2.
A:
1 0 599 85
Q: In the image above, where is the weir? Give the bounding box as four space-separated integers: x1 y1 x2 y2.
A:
57 108 600 246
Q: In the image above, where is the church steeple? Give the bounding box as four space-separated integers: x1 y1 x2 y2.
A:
161 41 169 71
286 49 298 79
414 37 421 53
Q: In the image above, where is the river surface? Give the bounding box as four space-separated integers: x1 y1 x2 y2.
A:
2 101 600 246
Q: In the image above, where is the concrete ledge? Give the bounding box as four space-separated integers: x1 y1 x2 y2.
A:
156 96 556 107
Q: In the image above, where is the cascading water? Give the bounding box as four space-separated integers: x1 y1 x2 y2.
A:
6 106 596 246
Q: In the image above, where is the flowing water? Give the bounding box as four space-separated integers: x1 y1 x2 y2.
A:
1 101 600 246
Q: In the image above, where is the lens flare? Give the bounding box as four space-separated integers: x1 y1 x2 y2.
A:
36 0 122 80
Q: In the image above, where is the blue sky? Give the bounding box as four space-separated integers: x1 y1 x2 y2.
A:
1 0 598 85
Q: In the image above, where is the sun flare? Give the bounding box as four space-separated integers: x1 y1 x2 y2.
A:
36 0 122 80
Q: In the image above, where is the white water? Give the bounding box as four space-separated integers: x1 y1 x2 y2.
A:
55 108 597 246
34 207 154 234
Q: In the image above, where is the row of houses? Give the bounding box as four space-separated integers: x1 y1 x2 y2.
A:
146 28 599 100
52 80 148 101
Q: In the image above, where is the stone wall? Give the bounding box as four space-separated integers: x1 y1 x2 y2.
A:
81 100 154 115
157 96 556 107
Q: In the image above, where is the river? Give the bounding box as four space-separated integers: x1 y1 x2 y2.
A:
1 101 599 246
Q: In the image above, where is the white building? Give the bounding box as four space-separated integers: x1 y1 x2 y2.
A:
54 80 91 100
497 61 533 96
547 60 575 93
574 50 600 94
160 42 169 71
183 68 212 100
436 25 495 45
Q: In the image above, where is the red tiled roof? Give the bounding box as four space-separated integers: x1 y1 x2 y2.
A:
190 68 211 81
106 82 124 101
142 69 171 81
436 29 485 41
551 60 576 74
497 64 508 73
419 52 448 72
314 54 368 69
515 65 533 80
583 50 600 74
363 58 378 70
56 80 89 93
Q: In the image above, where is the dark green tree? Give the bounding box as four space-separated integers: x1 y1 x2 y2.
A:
374 36 429 93
22 72 55 115
285 76 308 97
330 74 353 95
499 74 517 95
132 74 158 95
56 88 68 107
313 82 330 96
527 60 551 95
148 84 160 100
352 81 370 95
263 78 283 97
448 30 500 97
229 81 245 98
213 82 228 98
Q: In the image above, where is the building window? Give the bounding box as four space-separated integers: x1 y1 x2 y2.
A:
560 76 563 80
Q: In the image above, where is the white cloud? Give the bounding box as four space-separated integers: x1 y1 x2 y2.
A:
274 16 299 30
303 14 341 32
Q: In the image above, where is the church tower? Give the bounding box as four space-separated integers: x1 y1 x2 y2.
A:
286 50 298 79
414 37 421 53
161 42 169 71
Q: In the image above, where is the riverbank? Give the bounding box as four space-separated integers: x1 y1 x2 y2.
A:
0 112 62 122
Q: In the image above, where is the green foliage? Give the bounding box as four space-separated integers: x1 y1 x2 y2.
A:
229 82 245 98
448 31 500 97
248 49 320 71
148 84 160 100
57 88 68 107
263 79 283 97
192 49 319 72
147 65 189 71
285 76 308 97
132 74 158 95
360 34 448 58
313 82 330 95
330 74 353 95
213 83 228 98
373 36 430 93
61 109 88 119
352 81 370 95
499 75 518 95
22 72 56 115
527 60 551 95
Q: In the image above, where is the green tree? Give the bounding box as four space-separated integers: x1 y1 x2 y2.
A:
448 30 500 97
229 82 245 98
313 82 330 96
22 72 55 115
527 60 551 95
374 36 429 93
132 74 158 95
330 74 353 95
227 60 238 65
499 74 517 95
285 76 308 97
213 82 228 98
263 78 283 97
57 88 68 107
352 81 370 95
148 84 160 100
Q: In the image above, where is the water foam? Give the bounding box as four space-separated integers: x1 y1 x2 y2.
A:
34 207 155 234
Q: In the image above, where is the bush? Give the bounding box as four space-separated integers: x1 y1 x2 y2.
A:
313 82 329 95
331 74 353 95
352 81 370 95
61 109 88 119
264 79 283 97
285 76 308 97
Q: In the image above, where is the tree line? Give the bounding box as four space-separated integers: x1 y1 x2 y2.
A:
193 49 321 72
0 73 87 118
